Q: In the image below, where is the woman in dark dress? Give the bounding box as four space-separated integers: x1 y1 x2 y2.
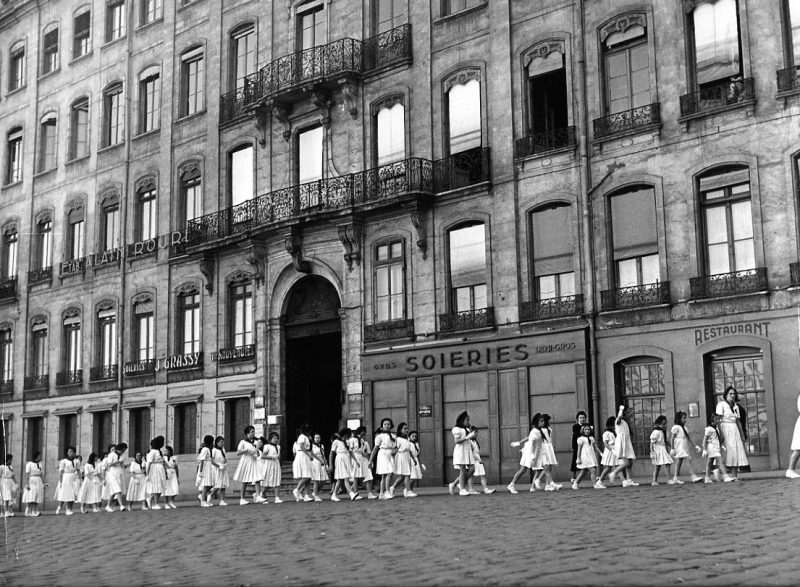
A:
570 411 588 483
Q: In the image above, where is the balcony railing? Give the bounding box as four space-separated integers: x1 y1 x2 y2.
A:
56 370 83 386
690 268 768 300
680 77 755 118
0 379 12 395
214 344 256 364
0 277 17 301
791 262 800 287
515 126 577 158
521 295 584 321
364 318 415 343
777 66 800 94
23 374 48 390
28 266 52 285
433 147 491 193
363 23 413 72
439 307 495 332
593 103 661 140
90 364 119 382
124 359 156 376
601 281 671 311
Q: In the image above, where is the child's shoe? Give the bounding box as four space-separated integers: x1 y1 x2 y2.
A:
593 481 606 489
571 482 579 490
506 483 518 494
483 488 496 494
273 497 283 504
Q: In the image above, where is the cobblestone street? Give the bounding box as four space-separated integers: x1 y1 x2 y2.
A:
1 478 799 585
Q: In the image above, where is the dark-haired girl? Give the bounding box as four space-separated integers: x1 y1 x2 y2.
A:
127 451 149 510
261 432 282 503
468 426 494 494
702 413 733 483
573 424 603 489
163 446 179 509
409 430 424 491
0 454 16 517
448 411 475 497
536 414 561 491
292 424 316 502
507 414 543 494
311 433 329 501
650 415 673 485
211 436 229 506
370 418 397 499
352 427 376 499
233 425 261 505
391 423 417 498
597 417 619 486
78 453 102 513
56 447 78 515
609 405 638 487
570 411 588 484
145 435 167 509
104 442 128 512
22 451 44 516
330 428 361 501
197 435 216 507
670 410 703 484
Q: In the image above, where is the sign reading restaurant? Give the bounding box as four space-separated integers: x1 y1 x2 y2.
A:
693 320 771 346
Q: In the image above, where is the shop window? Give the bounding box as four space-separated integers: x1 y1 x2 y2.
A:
0 328 13 384
231 24 256 92
140 0 163 26
9 43 25 91
442 0 482 17
37 115 57 173
173 402 197 454
5 128 22 185
133 297 155 362
180 164 202 226
92 411 112 454
26 417 43 462
688 0 742 87
138 67 161 134
374 241 405 322
374 0 406 34
136 183 157 241
177 290 200 355
180 46 205 117
106 0 126 42
58 414 77 457
297 126 323 183
297 1 326 51
609 186 660 288
42 25 59 75
699 166 754 275
224 398 250 446
3 228 18 278
35 218 53 270
30 321 48 379
602 18 650 115
616 357 665 456
67 208 85 260
445 75 481 155
62 314 82 375
102 82 124 147
128 407 151 454
526 47 568 138
97 307 117 370
69 98 90 160
372 379 407 432
376 101 405 166
73 9 91 59
230 145 254 207
101 199 120 252
448 223 487 313
230 282 253 348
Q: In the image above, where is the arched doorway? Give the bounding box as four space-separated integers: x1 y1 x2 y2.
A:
283 275 342 459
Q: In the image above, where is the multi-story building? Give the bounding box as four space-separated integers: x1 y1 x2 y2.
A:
0 0 798 490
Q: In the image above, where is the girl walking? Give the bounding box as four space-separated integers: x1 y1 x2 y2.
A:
391 423 417 498
261 432 282 503
650 415 673 485
197 435 216 507
56 447 79 515
330 428 361 501
507 414 543 494
0 454 16 517
78 453 102 513
597 417 619 485
292 424 316 502
22 451 45 517
409 430 424 491
569 411 588 485
703 413 733 483
163 446 179 509
609 405 638 487
353 427 376 499
370 418 397 500
103 443 128 512
233 425 261 505
448 412 475 497
670 410 703 484
211 436 229 506
145 435 167 509
467 426 495 494
537 414 561 491
573 424 604 489
126 452 149 510
310 433 329 501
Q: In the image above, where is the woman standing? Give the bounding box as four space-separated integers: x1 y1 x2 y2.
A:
22 451 45 517
55 447 78 515
716 386 749 479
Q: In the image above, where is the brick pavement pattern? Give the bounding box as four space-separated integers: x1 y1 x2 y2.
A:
1 479 799 585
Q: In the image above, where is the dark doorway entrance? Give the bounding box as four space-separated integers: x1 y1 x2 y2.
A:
283 276 342 459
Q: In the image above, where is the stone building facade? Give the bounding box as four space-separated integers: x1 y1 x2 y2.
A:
0 0 799 490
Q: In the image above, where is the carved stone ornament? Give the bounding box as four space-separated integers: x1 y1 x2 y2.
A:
0 322 12 332
176 282 200 296
254 104 271 146
96 300 115 312
65 198 85 215
135 175 156 194
99 186 120 206
337 222 363 270
599 13 647 43
241 241 268 285
339 80 358 119
63 307 81 319
371 93 404 116
227 270 253 286
309 88 333 128
682 0 706 13
131 292 153 306
443 68 481 93
199 253 215 295
2 220 18 235
405 204 429 260
178 160 201 180
524 40 566 68
30 315 47 326
284 227 311 274
273 104 292 142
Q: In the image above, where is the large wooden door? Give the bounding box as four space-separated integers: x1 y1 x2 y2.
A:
529 363 578 480
498 367 528 483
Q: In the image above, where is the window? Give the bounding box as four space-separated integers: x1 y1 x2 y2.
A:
69 98 90 160
103 83 124 147
442 0 482 16
298 1 326 50
374 0 406 33
138 68 160 133
106 0 126 42
376 102 405 165
133 298 154 362
173 402 197 454
374 241 404 322
526 47 568 137
0 328 13 383
5 128 22 184
689 0 742 86
9 43 25 91
31 322 48 378
602 20 650 114
224 398 250 449
58 414 77 458
128 407 151 454
63 315 82 374
699 167 754 276
98 308 117 369
38 115 57 173
136 185 157 241
230 282 253 347
531 204 575 300
26 417 44 462
92 411 113 454
231 25 256 92
449 223 487 313
446 76 481 154
140 0 163 26
178 291 200 355
73 10 91 59
42 26 59 75
617 358 665 456
67 208 85 260
230 146 254 207
784 0 800 67
180 165 202 226
180 47 205 116
36 219 53 270
101 201 120 251
610 187 659 287
298 126 323 183
3 229 17 278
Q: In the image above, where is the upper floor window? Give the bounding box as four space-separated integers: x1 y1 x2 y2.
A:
5 128 22 185
601 17 650 115
177 290 200 355
106 0 127 42
376 100 405 165
9 43 25 91
73 9 92 59
298 126 323 183
689 0 742 87
230 145 254 207
42 25 59 75
63 314 82 374
525 43 568 137
374 241 404 322
97 307 117 368
101 198 121 252
0 328 12 383
230 281 253 347
138 67 161 133
609 186 659 288
231 25 256 92
37 115 57 173
442 0 482 17
449 223 487 313
67 207 86 260
69 98 90 160
179 164 202 226
133 297 154 362
31 321 48 378
35 218 53 269
298 1 326 51
136 181 157 241
531 204 575 300
374 0 406 34
140 0 163 26
699 166 754 276
445 73 481 155
102 83 124 147
3 229 18 279
180 47 205 117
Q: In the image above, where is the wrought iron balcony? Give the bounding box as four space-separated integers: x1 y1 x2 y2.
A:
28 266 52 285
24 374 48 390
777 66 800 94
56 370 83 386
521 295 584 321
690 268 768 300
60 257 86 278
791 262 800 287
90 364 119 382
364 318 415 343
124 359 156 376
433 147 491 193
515 126 577 158
593 103 661 140
0 379 12 395
679 77 755 118
439 307 495 332
0 277 17 301
214 344 256 364
363 23 413 72
601 281 670 311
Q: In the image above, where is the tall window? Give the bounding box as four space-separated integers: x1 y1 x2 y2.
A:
9 43 25 91
610 187 659 288
374 0 406 33
101 200 120 251
31 322 48 378
36 219 53 269
690 0 742 86
700 167 754 275
5 128 22 184
98 308 117 368
375 241 404 322
106 0 126 42
224 398 250 450
376 102 405 165
298 1 326 50
526 48 568 136
103 83 124 147
784 0 800 67
442 0 482 16
139 68 160 133
617 357 665 456
63 315 82 375
58 414 77 458
133 299 154 362
128 407 151 455
136 185 157 241
602 20 650 114
178 291 200 355
531 204 575 300
42 26 59 75
73 9 91 59
449 223 487 313
231 25 256 91
26 417 44 462
67 208 85 260
180 47 205 117
3 229 18 278
0 329 12 384
38 115 57 173
298 126 323 183
92 411 113 454
230 282 253 347
446 76 481 154
180 165 202 226
230 146 254 207
69 98 90 160
141 0 163 25
173 402 196 454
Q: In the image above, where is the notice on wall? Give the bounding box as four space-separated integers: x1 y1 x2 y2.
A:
253 407 266 421
254 423 264 437
418 405 433 417
347 382 363 395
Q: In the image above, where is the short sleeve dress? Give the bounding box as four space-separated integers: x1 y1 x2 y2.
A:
601 431 619 467
0 464 15 501
375 432 396 475
212 447 229 489
104 452 124 496
540 428 558 466
704 426 722 458
520 428 543 470
233 439 260 483
410 442 423 480
145 449 167 494
394 437 414 476
197 446 215 488
471 440 485 476
126 461 147 502
452 427 474 467
614 418 636 460
355 439 373 482
79 463 102 505
55 459 78 502
650 429 673 466
576 436 598 469
21 461 44 504
716 401 749 467
164 457 179 497
310 444 328 482
332 439 353 480
292 434 313 479
671 425 691 459
261 444 281 488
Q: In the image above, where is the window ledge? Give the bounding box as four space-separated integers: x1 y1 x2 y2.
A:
33 168 57 180
66 154 90 167
434 2 488 25
437 324 495 338
97 142 125 155
599 302 671 315
175 110 207 124
5 85 27 98
69 51 93 66
435 180 491 202
776 88 800 101
688 290 769 304
38 68 61 81
136 18 164 33
1 181 23 191
514 144 576 165
177 0 206 13
101 36 127 50
678 99 756 124
133 129 160 141
592 122 662 145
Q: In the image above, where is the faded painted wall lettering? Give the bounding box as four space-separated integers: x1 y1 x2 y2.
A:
694 321 770 346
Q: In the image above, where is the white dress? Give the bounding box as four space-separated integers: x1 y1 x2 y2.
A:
197 447 215 488
540 428 558 466
104 452 125 496
375 432 396 475
670 425 691 459
716 401 749 467
704 426 722 459
261 444 281 488
0 464 15 501
520 429 542 470
126 461 147 502
394 437 414 476
212 448 229 489
164 457 179 497
332 439 353 480
576 436 598 469
292 434 314 479
78 464 102 505
310 444 328 482
471 440 486 476
650 430 674 466
55 459 78 502
233 439 261 483
791 393 800 451
410 443 423 480
21 462 44 504
600 431 619 467
614 419 636 460
353 439 373 482
145 449 167 494
452 427 474 466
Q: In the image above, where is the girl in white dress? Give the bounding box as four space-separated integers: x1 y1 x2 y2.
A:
55 447 78 515
670 410 703 484
596 417 619 486
261 432 282 503
508 414 543 494
390 423 417 498
370 418 397 500
163 446 179 509
233 425 261 505
610 405 639 487
650 415 673 485
0 454 16 517
716 387 749 479
310 434 328 501
573 424 604 489
466 427 494 494
72 455 84 499
448 412 475 497
104 442 129 512
787 392 800 478
145 435 167 509
409 430 424 490
211 436 229 506
535 414 561 492
78 453 103 513
292 424 317 502
253 436 267 503
330 428 362 501
353 427 376 499
197 435 216 507
702 413 733 483
22 451 45 517
127 452 149 510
